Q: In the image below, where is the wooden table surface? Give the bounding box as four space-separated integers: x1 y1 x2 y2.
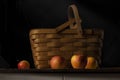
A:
0 67 120 73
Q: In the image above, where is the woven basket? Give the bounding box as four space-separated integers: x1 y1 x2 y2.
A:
29 4 104 69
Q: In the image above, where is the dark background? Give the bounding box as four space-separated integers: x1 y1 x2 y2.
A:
1 0 120 68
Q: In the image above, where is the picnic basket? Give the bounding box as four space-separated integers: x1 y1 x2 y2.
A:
29 4 104 69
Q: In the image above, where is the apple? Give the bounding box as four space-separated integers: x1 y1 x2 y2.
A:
71 54 87 69
85 56 98 69
49 55 66 69
17 60 30 69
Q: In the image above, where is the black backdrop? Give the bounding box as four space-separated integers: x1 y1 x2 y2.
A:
1 0 120 68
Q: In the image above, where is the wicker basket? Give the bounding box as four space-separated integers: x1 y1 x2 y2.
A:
29 4 104 69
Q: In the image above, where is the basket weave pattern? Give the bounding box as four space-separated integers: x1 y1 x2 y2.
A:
29 5 104 69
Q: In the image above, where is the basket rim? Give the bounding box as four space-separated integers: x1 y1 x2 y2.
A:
30 28 104 33
29 29 56 35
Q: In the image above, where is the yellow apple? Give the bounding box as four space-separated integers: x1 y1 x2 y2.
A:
71 54 87 69
85 56 98 69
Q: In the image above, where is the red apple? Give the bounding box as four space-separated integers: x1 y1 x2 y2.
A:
17 60 30 69
49 56 66 69
71 54 87 69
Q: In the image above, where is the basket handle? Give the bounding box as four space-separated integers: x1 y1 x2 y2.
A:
68 4 83 35
56 4 83 36
56 18 75 33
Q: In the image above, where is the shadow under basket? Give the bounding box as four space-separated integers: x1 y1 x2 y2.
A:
29 4 104 69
